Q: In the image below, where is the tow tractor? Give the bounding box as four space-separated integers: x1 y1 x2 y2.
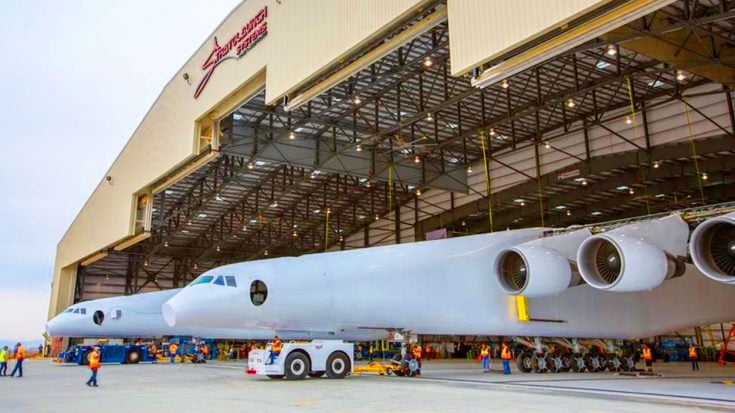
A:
55 344 154 365
247 340 353 380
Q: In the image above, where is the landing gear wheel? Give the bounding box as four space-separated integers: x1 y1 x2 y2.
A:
606 354 621 372
126 349 141 364
326 352 350 379
284 352 310 380
570 355 586 372
516 351 533 373
406 359 420 377
559 353 572 372
385 367 393 376
267 375 284 379
532 353 550 373
621 356 635 372
308 371 325 378
549 354 565 373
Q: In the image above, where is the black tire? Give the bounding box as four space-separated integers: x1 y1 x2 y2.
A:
516 351 533 373
325 351 350 379
560 353 572 372
284 352 310 380
386 367 393 376
267 375 284 379
570 355 586 372
81 350 92 366
126 349 141 364
308 371 325 378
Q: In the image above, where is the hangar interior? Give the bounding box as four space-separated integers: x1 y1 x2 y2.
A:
70 0 735 345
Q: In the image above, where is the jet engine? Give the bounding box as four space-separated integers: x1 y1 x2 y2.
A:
576 214 688 292
495 229 590 297
689 211 735 284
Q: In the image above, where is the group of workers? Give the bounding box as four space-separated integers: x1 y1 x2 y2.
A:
478 342 513 374
0 343 26 378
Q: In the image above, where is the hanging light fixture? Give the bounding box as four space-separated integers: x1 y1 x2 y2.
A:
566 98 576 108
676 69 688 82
423 57 433 67
653 161 660 169
414 155 421 163
426 113 433 122
355 145 362 152
489 128 496 136
501 79 510 89
625 115 632 125
606 44 617 56
353 95 362 105
544 142 551 149
467 165 473 174
702 172 709 180
416 189 422 196
289 131 296 140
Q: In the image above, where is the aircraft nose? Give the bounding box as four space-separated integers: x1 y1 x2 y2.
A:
162 292 204 328
45 318 59 336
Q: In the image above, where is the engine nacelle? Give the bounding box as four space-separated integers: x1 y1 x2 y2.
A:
576 214 688 292
495 229 590 297
689 211 735 284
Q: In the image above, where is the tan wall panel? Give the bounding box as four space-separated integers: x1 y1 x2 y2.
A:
447 0 610 76
265 0 427 103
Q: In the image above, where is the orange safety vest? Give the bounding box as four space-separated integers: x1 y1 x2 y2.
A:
480 347 490 358
202 345 209 355
16 346 25 360
151 345 157 355
642 347 652 361
169 343 178 354
272 339 283 353
89 352 101 370
500 346 511 360
689 346 697 358
412 345 422 358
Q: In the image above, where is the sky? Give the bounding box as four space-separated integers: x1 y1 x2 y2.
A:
0 0 242 342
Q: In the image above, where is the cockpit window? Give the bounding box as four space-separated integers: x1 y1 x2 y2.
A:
250 280 268 306
64 308 74 313
225 276 237 287
189 275 214 286
213 276 225 286
73 308 80 314
80 308 86 315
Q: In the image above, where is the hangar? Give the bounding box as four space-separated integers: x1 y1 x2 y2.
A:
50 0 735 353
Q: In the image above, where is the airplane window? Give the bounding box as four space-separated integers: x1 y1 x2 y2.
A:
93 311 104 325
189 275 214 286
213 276 225 286
80 308 87 315
225 276 237 287
250 280 268 306
73 309 80 314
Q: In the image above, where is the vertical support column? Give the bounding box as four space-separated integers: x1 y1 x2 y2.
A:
725 86 735 135
394 203 401 244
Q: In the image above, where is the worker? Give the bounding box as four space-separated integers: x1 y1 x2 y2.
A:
169 342 178 364
500 342 512 375
412 343 423 374
10 342 25 378
267 336 283 365
0 345 8 376
150 343 158 363
202 344 210 360
480 343 491 373
368 343 374 361
86 346 101 387
688 344 699 371
641 344 653 372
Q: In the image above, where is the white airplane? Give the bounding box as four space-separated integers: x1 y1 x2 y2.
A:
46 288 387 341
162 210 735 340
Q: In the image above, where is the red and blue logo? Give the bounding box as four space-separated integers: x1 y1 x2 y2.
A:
195 6 268 99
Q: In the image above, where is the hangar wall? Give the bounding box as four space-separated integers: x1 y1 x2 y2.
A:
50 0 428 317
447 0 612 76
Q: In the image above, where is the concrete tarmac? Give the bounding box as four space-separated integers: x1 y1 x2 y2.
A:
3 359 735 412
